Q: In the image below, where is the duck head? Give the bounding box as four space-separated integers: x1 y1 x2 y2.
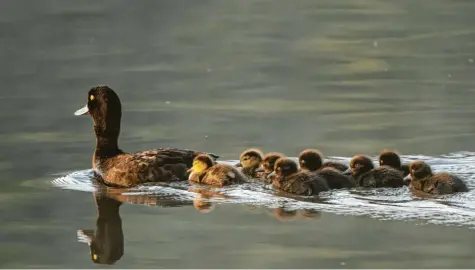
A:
261 152 285 174
75 86 122 140
187 154 215 177
298 149 323 171
404 160 433 182
379 149 402 169
267 157 299 179
344 155 374 177
237 148 264 172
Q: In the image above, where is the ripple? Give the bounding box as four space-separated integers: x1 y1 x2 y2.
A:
51 152 475 228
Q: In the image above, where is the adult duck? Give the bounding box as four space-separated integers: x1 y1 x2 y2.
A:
74 85 218 187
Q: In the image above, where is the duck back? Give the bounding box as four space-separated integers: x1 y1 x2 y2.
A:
192 164 246 187
273 172 329 196
321 161 349 172
317 168 356 189
412 173 469 195
358 166 404 188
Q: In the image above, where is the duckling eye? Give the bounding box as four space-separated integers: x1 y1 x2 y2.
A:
90 95 95 101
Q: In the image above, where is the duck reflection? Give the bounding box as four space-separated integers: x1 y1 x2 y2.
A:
270 207 322 222
188 187 228 214
78 187 193 265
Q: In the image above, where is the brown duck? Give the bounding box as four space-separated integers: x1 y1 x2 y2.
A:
298 149 349 172
236 148 264 178
404 160 469 195
74 86 219 187
378 149 410 179
299 149 356 189
345 155 405 188
268 157 330 196
260 152 285 183
188 154 246 187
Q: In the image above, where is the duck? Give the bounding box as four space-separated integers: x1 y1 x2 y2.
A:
267 157 330 196
74 86 219 188
345 155 405 188
260 152 285 183
299 149 356 189
378 149 410 179
404 161 469 195
188 154 246 186
236 148 264 178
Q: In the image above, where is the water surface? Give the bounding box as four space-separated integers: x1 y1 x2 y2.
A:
2 0 475 268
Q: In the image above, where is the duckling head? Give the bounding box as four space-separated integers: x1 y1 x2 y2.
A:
268 157 299 179
238 148 264 169
75 86 122 139
344 155 374 177
299 149 323 171
379 149 402 169
405 160 433 182
188 154 214 175
262 152 285 174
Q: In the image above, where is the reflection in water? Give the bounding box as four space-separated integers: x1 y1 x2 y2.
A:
77 189 193 265
77 193 124 265
188 187 228 214
271 207 321 222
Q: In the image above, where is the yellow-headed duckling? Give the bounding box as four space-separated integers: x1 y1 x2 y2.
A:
75 86 219 187
188 154 246 187
268 157 330 196
299 149 356 189
404 161 469 195
379 149 410 179
345 155 405 188
237 148 264 178
260 152 286 183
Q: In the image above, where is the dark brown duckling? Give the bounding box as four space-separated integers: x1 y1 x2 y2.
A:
260 152 285 183
188 154 246 187
299 149 356 189
345 155 405 188
268 157 330 196
299 149 349 172
379 149 410 179
236 148 264 178
74 86 219 188
404 161 469 195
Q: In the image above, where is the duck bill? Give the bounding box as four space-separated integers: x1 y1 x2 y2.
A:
267 171 275 179
403 174 412 182
187 168 194 173
255 167 264 173
235 162 242 168
343 167 352 176
74 104 89 116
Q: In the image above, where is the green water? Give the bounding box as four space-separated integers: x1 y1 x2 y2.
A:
1 0 475 267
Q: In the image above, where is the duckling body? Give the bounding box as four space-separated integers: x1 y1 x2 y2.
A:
405 161 468 195
321 161 349 172
237 148 264 178
269 157 329 196
75 86 218 187
378 149 410 182
299 149 355 189
347 155 404 188
188 154 246 187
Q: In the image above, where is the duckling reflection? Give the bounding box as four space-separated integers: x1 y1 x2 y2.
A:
270 207 321 222
77 193 124 265
188 187 229 214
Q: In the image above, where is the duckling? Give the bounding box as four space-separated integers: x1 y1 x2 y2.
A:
188 154 246 186
268 157 330 196
345 155 404 188
298 149 349 172
404 161 469 195
237 148 264 178
379 149 410 179
74 86 219 187
260 152 285 183
299 149 356 189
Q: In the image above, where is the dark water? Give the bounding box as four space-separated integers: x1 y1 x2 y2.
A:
2 0 475 268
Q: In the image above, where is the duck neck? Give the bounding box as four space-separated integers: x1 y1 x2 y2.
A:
95 135 121 158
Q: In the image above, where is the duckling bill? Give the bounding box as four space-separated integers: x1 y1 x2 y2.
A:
404 161 468 195
188 154 246 186
75 86 219 188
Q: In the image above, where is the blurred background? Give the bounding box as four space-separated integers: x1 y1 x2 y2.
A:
1 0 475 268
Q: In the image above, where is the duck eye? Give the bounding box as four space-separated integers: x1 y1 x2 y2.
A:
90 95 95 101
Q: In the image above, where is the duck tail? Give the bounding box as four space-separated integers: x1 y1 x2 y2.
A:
207 152 220 160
